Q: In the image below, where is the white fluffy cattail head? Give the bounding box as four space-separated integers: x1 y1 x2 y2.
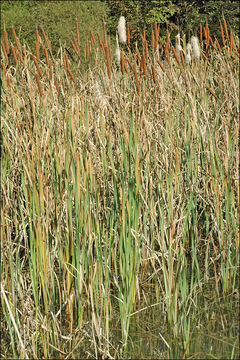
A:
115 33 120 66
175 33 183 58
117 16 126 44
191 36 200 59
115 47 120 66
185 43 192 64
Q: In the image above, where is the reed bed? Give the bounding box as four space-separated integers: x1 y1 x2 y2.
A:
1 19 239 359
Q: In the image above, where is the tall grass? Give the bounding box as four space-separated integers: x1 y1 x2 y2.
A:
1 18 239 358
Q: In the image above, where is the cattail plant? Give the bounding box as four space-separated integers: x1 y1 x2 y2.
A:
191 36 201 59
117 16 127 44
185 43 192 64
175 33 183 58
115 33 121 66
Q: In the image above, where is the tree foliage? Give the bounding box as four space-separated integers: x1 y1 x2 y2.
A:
1 1 108 56
104 0 239 42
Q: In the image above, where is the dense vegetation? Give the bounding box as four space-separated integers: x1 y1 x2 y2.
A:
1 0 239 56
1 1 239 359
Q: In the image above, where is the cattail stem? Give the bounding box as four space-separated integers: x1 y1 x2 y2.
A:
64 53 70 71
67 68 76 83
201 50 208 61
180 51 185 67
31 54 43 78
17 50 24 65
54 77 59 94
11 45 18 65
134 66 140 95
157 59 166 72
209 36 216 49
172 46 181 66
103 22 107 46
151 64 156 83
206 86 218 99
86 43 89 61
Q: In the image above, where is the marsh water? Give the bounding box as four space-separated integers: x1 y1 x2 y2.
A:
71 285 239 359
